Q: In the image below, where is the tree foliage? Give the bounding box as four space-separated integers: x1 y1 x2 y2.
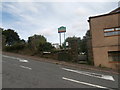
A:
28 34 47 51
2 29 20 46
80 30 90 54
1 27 55 56
63 36 81 52
4 43 26 52
65 36 80 43
1 27 93 63
38 42 54 52
2 35 6 50
63 30 90 54
1 28 26 51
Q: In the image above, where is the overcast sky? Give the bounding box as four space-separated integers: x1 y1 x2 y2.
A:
0 0 119 44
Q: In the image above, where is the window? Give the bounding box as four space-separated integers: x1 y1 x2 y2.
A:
104 28 114 32
104 27 120 37
108 51 120 62
104 31 120 36
115 27 120 31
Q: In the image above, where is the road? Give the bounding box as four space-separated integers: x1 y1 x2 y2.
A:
2 54 119 89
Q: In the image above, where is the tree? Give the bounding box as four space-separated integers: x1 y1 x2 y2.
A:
62 30 90 55
2 35 6 50
18 39 26 45
0 28 3 50
64 36 80 43
28 34 47 52
63 36 81 52
2 29 20 46
38 42 54 52
80 30 90 54
85 30 90 38
84 30 94 64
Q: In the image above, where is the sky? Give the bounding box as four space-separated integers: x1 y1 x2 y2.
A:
0 0 119 44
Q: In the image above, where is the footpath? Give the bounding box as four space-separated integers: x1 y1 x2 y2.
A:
2 52 120 75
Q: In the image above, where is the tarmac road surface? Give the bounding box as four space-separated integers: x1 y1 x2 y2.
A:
2 54 119 89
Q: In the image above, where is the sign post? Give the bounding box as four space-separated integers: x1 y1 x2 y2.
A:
59 33 61 47
58 26 66 49
64 32 66 49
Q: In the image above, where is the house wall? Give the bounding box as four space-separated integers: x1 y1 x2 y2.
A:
89 13 120 69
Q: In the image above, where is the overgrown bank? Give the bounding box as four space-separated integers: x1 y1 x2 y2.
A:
1 27 93 65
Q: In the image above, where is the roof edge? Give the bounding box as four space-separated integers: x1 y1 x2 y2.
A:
89 12 120 19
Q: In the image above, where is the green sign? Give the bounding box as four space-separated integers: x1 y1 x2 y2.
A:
58 26 66 33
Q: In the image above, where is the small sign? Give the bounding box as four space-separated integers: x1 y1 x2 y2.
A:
58 26 66 33
66 42 68 46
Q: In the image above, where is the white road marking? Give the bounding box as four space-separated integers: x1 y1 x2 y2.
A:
62 77 113 90
62 68 115 81
19 59 28 63
3 55 29 63
3 59 32 70
2 55 17 60
20 65 32 70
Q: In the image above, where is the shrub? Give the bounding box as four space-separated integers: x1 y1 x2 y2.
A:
57 50 73 61
4 43 26 52
38 42 54 52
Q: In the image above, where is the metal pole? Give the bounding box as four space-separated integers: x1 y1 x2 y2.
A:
64 32 66 49
59 33 61 48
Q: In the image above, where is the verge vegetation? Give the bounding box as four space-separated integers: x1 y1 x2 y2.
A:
1 27 93 65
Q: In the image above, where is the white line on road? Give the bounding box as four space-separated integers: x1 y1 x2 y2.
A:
62 77 113 90
62 68 115 81
3 59 32 70
2 55 17 60
3 55 29 63
20 65 32 70
19 59 28 63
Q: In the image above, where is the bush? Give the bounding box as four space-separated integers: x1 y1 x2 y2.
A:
38 42 54 52
4 43 26 52
58 50 73 61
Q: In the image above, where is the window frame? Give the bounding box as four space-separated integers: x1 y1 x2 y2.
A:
108 51 120 63
103 26 120 37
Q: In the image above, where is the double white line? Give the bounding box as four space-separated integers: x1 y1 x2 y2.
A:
62 68 115 81
62 68 114 89
62 77 113 90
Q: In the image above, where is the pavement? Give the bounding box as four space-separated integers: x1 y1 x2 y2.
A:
1 53 120 89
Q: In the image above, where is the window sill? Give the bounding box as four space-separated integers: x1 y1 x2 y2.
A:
104 35 120 37
109 61 120 63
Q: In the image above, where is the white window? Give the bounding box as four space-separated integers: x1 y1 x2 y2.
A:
104 28 114 32
104 27 120 37
115 27 120 31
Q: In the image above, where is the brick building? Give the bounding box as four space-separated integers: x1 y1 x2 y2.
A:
88 7 120 69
